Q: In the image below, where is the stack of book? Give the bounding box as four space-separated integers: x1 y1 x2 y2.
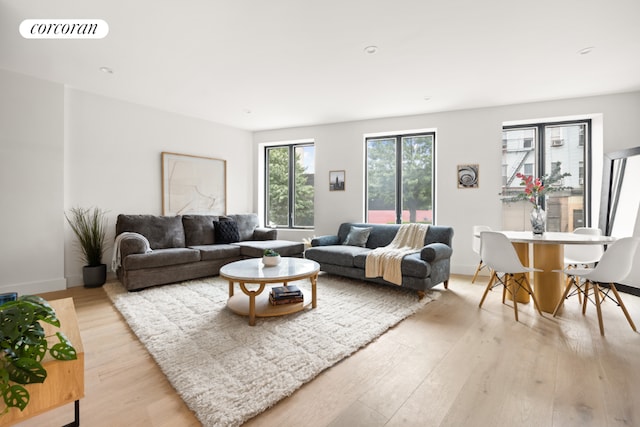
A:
269 285 303 305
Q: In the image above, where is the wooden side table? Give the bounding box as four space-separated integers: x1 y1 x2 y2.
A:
1 298 84 427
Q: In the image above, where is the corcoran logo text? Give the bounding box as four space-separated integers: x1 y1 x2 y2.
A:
20 19 109 39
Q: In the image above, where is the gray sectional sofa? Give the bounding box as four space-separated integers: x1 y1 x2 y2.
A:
114 213 304 290
304 222 454 297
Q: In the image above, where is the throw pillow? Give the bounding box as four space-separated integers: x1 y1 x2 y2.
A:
214 220 240 244
342 226 372 247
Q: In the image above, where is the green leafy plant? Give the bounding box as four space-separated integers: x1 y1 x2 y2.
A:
65 206 108 266
0 295 77 416
263 249 280 257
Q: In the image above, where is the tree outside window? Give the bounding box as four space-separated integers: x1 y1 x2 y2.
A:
366 133 434 224
266 143 314 228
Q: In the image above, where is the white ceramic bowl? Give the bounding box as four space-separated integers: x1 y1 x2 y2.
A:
262 255 281 266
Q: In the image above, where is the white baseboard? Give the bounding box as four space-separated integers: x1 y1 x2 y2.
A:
0 278 67 296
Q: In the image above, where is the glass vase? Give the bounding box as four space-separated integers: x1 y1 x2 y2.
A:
530 205 546 235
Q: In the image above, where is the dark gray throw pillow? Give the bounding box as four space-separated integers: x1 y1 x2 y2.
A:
214 220 240 244
342 226 372 247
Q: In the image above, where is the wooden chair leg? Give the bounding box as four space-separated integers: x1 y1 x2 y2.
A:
522 276 543 316
610 283 637 332
471 261 483 283
512 276 519 322
582 281 590 315
553 276 576 317
479 271 497 308
576 275 583 305
592 282 605 336
502 278 507 304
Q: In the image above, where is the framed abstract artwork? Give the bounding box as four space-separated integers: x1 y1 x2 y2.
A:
457 164 479 188
161 152 227 215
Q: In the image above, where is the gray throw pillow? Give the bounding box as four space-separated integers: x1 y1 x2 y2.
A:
342 226 372 247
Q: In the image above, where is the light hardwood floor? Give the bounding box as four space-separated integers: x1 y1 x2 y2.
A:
10 274 640 427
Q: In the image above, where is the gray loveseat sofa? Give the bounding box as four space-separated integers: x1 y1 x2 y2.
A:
304 222 453 297
114 213 304 291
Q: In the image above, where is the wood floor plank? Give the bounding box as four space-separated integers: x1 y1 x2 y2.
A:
6 275 640 427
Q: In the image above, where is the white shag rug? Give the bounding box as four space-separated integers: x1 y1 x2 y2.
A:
104 273 434 427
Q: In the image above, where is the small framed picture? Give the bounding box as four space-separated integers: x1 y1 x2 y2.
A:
457 164 479 188
329 170 345 191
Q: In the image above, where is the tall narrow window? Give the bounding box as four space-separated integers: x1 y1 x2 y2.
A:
366 132 434 224
501 120 590 232
265 142 314 228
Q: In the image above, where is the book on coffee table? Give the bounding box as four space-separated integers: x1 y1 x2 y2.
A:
269 285 304 305
269 294 304 305
271 285 302 299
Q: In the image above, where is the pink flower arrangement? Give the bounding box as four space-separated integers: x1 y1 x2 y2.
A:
516 173 546 206
512 171 571 207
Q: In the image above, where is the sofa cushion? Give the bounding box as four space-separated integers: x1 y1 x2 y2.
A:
116 214 185 249
337 223 400 248
305 245 370 267
233 240 305 258
191 244 242 261
182 215 217 246
214 220 240 243
123 248 200 270
226 214 260 241
342 226 372 247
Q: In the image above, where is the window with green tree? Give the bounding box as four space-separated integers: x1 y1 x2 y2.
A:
265 143 315 228
366 132 434 224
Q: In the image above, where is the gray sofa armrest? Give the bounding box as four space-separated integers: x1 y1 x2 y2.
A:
119 237 149 259
420 243 453 263
311 235 340 246
253 227 277 241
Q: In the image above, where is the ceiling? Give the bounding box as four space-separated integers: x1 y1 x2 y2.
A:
2 0 640 132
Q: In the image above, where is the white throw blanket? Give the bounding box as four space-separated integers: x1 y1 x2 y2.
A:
365 223 429 285
111 232 152 271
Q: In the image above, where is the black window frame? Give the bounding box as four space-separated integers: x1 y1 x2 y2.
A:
503 119 592 225
264 142 315 229
365 131 436 224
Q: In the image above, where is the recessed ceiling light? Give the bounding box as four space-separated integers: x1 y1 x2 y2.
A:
363 45 378 54
99 66 114 74
577 46 594 55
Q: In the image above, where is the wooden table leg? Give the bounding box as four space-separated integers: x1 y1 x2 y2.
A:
506 242 531 304
532 243 564 313
310 273 318 308
238 282 266 326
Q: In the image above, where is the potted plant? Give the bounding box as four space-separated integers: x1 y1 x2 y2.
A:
65 207 109 287
262 249 281 266
0 295 77 415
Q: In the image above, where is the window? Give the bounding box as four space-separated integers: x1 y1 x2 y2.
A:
265 142 314 228
501 120 590 232
366 132 434 224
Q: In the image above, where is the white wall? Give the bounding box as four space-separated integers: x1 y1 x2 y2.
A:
0 69 66 294
254 91 640 279
1 69 254 293
64 89 254 286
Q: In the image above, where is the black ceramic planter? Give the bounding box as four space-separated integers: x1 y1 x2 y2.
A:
83 264 107 287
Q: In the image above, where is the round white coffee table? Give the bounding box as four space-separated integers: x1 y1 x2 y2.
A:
220 257 320 326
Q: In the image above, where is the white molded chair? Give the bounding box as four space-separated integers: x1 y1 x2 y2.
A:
552 237 639 336
479 231 543 321
564 227 604 267
471 225 492 283
561 227 605 304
